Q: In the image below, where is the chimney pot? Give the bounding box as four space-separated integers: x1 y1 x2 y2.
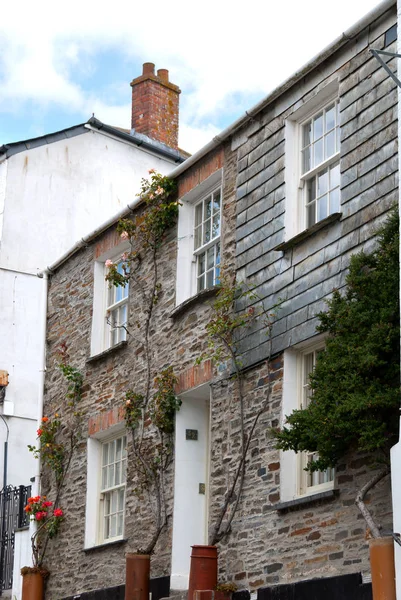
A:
142 62 155 76
131 63 181 149
157 69 169 83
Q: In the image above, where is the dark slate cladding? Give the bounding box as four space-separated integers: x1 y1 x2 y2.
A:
234 15 398 369
257 572 372 600
62 575 170 600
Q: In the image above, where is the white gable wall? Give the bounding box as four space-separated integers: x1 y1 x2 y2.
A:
0 129 178 491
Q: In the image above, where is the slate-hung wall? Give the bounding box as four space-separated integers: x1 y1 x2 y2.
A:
42 142 237 599
234 9 398 367
206 5 396 590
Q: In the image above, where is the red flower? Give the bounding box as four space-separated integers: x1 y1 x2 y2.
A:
42 417 49 423
43 501 53 507
24 505 31 512
37 429 43 436
35 511 47 521
32 496 40 503
53 508 63 518
27 497 34 504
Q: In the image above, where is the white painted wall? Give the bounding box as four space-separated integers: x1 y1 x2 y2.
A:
171 386 210 590
0 130 176 272
0 129 177 491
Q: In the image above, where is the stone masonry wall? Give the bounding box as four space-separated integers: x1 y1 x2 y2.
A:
42 141 237 599
208 359 392 589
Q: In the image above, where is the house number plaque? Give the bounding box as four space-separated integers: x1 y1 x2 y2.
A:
186 429 198 440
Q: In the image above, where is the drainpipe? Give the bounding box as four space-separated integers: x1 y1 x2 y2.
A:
28 271 49 557
391 2 401 597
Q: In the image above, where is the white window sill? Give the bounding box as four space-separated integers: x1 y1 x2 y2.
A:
274 488 339 513
87 340 128 363
83 538 127 553
170 286 219 319
274 212 342 252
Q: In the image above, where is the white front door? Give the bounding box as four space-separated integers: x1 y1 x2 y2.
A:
171 385 210 590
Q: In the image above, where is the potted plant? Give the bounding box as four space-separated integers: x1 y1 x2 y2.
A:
21 495 64 600
215 582 238 600
21 356 83 600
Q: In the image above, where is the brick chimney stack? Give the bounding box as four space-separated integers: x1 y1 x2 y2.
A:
130 62 181 150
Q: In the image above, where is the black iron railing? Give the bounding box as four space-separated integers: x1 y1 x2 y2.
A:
0 485 31 593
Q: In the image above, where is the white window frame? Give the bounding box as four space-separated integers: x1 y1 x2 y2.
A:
91 242 130 357
280 339 335 502
85 425 127 548
175 170 223 306
284 80 340 240
297 345 335 496
104 261 129 349
193 188 222 293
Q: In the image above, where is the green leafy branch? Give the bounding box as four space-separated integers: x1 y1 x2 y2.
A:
273 207 399 537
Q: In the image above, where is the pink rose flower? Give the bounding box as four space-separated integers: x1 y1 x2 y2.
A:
120 231 129 240
105 259 113 268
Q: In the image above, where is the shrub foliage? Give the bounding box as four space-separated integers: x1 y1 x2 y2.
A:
275 209 400 471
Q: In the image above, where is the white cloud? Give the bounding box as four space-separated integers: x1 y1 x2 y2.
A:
0 0 384 151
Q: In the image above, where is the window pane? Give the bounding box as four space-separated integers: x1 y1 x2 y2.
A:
116 438 122 461
195 203 202 227
115 462 121 485
194 225 202 250
109 440 116 463
115 283 123 303
325 104 335 131
104 516 110 539
198 274 205 292
330 162 340 189
313 113 323 140
307 178 316 204
108 464 115 488
203 219 211 244
307 203 315 228
102 444 108 466
205 198 212 219
330 187 340 214
118 488 125 511
302 148 310 173
317 170 328 197
207 247 215 270
212 190 221 214
102 467 107 490
110 515 117 538
120 304 127 327
198 252 205 275
104 493 110 515
212 214 220 238
314 138 323 166
206 270 214 288
302 121 312 148
215 243 221 265
317 195 328 222
117 513 124 536
325 130 335 158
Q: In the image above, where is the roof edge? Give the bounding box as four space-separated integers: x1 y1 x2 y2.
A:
168 0 396 179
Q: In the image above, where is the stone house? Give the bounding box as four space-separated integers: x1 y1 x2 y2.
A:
38 0 397 598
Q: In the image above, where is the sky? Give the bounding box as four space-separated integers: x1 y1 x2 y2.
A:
0 0 388 155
